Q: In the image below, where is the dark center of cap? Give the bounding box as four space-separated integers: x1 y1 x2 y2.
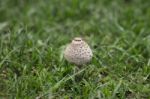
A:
74 37 82 41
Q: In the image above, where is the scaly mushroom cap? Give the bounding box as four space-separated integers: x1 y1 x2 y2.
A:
64 37 93 65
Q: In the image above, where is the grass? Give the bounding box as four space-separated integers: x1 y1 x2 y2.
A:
0 0 150 98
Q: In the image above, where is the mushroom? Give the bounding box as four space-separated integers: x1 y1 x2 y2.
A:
64 37 93 66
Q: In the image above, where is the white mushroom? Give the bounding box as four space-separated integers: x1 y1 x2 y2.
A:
64 37 93 66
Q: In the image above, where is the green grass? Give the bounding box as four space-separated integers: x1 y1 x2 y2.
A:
0 0 150 98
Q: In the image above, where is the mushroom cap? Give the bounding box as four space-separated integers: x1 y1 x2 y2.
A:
64 37 93 65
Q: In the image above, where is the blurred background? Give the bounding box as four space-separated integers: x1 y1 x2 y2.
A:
0 0 150 41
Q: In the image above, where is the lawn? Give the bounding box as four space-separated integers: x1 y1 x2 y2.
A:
0 0 150 98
